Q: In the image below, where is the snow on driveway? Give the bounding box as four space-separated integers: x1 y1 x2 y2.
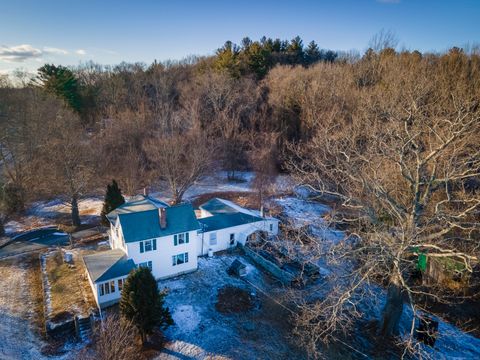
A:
0 256 46 360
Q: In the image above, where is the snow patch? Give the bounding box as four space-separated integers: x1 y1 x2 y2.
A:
171 305 201 333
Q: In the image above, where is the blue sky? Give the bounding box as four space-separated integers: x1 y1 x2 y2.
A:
1 0 479 73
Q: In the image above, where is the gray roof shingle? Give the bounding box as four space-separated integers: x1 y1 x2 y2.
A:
83 249 136 283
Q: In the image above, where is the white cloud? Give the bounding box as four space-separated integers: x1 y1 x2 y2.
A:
0 44 71 62
43 46 69 55
75 49 87 55
0 44 42 62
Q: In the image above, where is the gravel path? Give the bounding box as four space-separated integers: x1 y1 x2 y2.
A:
0 256 47 360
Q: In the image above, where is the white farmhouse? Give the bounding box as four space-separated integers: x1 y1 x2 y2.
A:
83 195 279 309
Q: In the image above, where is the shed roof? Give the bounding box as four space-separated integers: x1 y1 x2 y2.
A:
83 249 136 283
118 203 201 243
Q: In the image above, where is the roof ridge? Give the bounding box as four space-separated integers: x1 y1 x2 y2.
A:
95 251 128 282
117 207 160 217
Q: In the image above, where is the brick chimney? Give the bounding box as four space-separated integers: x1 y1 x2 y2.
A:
159 207 167 229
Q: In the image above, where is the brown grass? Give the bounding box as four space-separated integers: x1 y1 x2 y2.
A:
46 250 96 323
23 254 46 335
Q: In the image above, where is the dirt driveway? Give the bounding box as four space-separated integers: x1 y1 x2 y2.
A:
0 254 47 359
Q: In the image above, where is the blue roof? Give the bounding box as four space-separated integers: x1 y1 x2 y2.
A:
83 249 136 283
198 212 264 232
106 195 168 223
199 198 238 215
118 203 201 243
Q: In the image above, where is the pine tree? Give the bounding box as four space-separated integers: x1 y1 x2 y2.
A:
120 267 173 344
305 40 321 65
100 180 125 226
287 36 305 64
36 64 83 113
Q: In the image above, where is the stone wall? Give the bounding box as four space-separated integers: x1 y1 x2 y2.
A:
242 245 295 285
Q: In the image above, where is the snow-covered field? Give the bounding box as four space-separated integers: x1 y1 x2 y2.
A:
157 254 303 360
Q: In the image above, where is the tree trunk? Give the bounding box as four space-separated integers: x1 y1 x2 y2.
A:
380 275 404 336
172 190 181 205
71 195 81 228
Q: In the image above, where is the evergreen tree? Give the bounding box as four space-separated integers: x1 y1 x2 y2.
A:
100 180 125 226
305 40 321 65
36 64 83 113
243 42 271 79
287 36 304 64
120 267 173 344
214 41 241 78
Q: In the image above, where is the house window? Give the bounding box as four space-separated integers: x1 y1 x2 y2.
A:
100 282 111 296
230 233 235 245
270 223 273 232
118 278 123 291
209 232 217 245
140 239 156 253
172 252 189 266
139 261 153 270
174 232 190 246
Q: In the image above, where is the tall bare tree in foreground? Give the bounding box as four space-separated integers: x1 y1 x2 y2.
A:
288 50 480 355
83 314 139 360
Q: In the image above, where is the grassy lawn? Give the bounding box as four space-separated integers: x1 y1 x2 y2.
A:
46 250 96 324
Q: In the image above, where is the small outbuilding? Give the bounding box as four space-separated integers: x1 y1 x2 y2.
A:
227 259 247 277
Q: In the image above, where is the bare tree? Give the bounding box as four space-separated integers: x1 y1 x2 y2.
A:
0 87 64 212
194 73 258 179
143 129 212 204
85 314 139 360
39 108 94 227
247 131 279 211
287 51 480 355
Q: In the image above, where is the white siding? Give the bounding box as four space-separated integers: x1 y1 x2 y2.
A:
197 218 279 256
125 230 198 279
86 270 128 309
96 275 128 308
109 219 126 252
